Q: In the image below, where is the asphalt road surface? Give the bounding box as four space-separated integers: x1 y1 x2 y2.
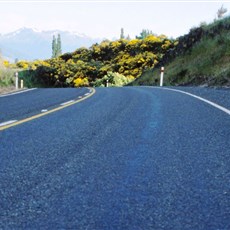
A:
0 87 229 229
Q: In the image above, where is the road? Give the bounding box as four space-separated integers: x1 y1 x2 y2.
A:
0 88 89 122
0 87 230 229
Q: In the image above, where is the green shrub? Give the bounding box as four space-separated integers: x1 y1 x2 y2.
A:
0 67 15 87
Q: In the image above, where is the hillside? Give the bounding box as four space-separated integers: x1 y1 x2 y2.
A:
131 17 230 87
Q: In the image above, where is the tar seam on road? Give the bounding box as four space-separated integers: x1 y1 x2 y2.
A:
153 87 230 116
0 88 37 97
0 88 96 131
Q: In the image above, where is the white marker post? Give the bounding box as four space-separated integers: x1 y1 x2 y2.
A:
20 80 24 89
160 67 164 87
15 72 18 90
106 79 109 87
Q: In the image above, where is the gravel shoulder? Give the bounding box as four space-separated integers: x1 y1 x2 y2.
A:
0 86 23 95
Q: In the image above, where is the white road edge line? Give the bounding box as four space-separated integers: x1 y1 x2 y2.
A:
158 87 230 116
0 88 37 97
60 100 75 106
0 120 18 127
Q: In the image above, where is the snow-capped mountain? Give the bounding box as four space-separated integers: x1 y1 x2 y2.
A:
0 27 103 61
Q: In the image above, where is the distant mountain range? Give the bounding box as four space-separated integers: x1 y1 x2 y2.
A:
0 28 103 61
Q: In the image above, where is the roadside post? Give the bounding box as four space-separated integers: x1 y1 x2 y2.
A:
20 79 24 89
15 72 18 90
106 79 109 87
160 67 164 87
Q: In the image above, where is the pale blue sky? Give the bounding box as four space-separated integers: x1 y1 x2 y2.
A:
0 1 230 39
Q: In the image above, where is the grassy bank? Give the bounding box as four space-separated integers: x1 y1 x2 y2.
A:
0 67 15 87
131 17 230 87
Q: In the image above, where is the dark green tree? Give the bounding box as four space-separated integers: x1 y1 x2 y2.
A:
52 35 57 58
52 34 62 58
217 5 227 19
57 34 62 56
120 28 125 39
136 29 154 39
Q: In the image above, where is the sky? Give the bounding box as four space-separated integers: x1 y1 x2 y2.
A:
0 1 230 39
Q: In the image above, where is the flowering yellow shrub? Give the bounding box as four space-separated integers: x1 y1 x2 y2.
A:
3 60 9 67
162 40 172 49
74 77 89 87
30 60 51 70
16 60 29 69
128 39 140 46
111 41 122 49
27 32 176 87
145 35 162 44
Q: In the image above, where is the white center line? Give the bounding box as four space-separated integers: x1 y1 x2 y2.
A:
0 120 18 127
60 100 75 106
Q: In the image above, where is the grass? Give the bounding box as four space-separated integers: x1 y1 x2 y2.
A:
131 17 230 87
0 67 15 87
165 32 230 86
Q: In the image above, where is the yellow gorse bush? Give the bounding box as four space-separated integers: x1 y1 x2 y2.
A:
18 33 176 87
74 77 89 87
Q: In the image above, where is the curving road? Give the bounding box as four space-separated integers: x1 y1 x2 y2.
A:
0 87 230 229
0 88 89 123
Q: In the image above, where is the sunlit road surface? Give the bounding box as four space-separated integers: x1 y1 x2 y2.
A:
0 87 229 229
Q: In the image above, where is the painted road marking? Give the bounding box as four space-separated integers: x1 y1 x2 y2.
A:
156 87 230 116
60 100 75 106
78 96 82 98
0 88 37 97
84 93 90 96
41 109 48 113
0 120 18 127
0 88 96 131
